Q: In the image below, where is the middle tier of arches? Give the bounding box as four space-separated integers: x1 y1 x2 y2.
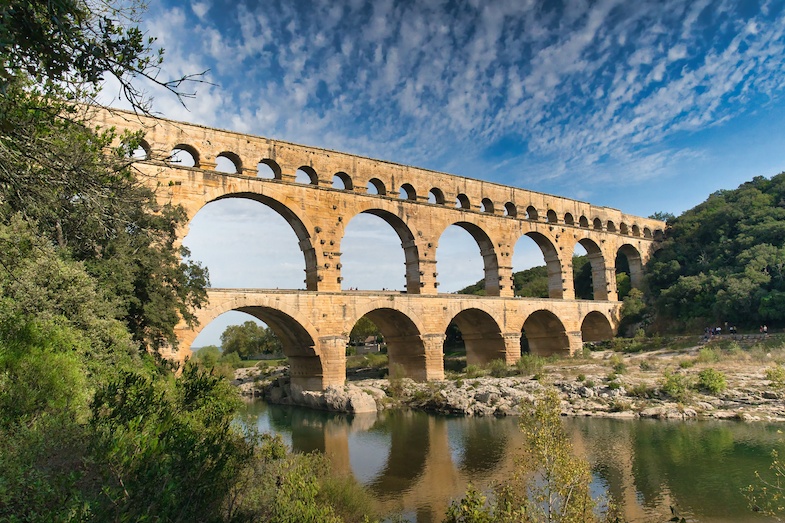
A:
168 169 652 301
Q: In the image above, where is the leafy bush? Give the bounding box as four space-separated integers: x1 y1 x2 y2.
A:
387 363 407 397
447 390 603 522
679 359 695 368
516 354 546 376
696 347 720 364
697 368 727 395
464 364 485 378
609 354 626 374
628 383 654 398
766 365 785 389
639 360 654 371
576 373 586 382
661 372 692 402
487 359 510 378
609 398 632 412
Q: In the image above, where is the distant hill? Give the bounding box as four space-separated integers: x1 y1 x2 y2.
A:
457 255 593 298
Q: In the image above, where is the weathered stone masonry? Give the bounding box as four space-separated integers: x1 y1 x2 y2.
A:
92 106 664 391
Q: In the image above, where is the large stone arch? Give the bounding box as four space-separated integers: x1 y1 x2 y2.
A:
354 306 430 381
340 208 422 294
202 191 320 290
575 237 611 300
521 310 570 356
617 243 644 290
448 308 506 365
440 221 501 296
515 231 564 299
178 293 329 390
580 310 614 342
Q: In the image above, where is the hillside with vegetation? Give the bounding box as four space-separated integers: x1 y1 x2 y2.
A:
456 255 611 300
648 173 785 332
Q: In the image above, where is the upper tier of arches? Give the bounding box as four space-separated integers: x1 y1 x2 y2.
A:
105 109 665 242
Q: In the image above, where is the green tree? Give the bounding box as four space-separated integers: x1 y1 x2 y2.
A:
445 390 603 523
349 316 381 344
1 0 209 351
221 321 283 358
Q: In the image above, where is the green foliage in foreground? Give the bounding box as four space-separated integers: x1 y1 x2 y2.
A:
445 390 606 523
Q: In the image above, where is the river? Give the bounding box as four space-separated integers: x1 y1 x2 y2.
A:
239 400 784 522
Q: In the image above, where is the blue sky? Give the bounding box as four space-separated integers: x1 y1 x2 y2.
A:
104 0 785 346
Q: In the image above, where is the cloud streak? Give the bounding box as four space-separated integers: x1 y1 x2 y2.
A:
136 0 785 198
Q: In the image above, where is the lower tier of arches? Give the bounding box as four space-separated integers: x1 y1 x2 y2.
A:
172 289 621 391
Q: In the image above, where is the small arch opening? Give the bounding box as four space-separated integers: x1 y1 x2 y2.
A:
257 159 281 179
333 172 353 190
546 210 558 223
606 221 617 232
593 218 603 230
619 223 629 235
632 224 641 236
399 183 417 201
296 166 318 185
367 178 386 196
456 194 471 210
526 206 538 220
579 215 589 228
564 213 574 225
644 227 653 238
480 198 494 214
171 144 199 168
429 188 445 204
215 152 242 174
504 202 517 217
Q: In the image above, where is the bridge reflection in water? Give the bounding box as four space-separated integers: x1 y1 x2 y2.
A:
242 401 784 523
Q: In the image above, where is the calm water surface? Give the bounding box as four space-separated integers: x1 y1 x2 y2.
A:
239 401 784 522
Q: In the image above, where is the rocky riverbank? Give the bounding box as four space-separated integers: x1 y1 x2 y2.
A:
233 344 785 422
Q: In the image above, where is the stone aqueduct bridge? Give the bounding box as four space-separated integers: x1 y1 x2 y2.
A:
94 107 665 391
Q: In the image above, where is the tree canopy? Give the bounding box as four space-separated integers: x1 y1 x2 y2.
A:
647 173 785 329
221 321 283 358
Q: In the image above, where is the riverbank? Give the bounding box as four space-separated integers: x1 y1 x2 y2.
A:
233 338 785 421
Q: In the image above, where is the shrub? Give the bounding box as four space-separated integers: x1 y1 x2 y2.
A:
516 354 546 376
679 359 695 369
487 359 511 378
387 363 407 398
609 354 626 374
766 365 785 389
628 383 654 398
584 380 596 388
576 373 586 382
696 347 720 364
661 372 692 402
639 360 654 371
464 364 484 378
697 368 727 395
609 398 631 412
